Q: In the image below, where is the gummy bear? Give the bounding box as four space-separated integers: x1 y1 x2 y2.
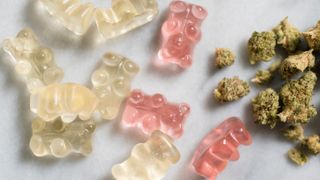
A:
3 28 64 93
30 83 99 123
112 131 180 180
95 0 158 39
192 117 252 180
29 117 96 158
39 0 96 35
157 0 207 68
91 52 139 120
122 89 190 139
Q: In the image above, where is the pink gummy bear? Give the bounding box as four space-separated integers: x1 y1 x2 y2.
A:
192 117 252 180
122 89 190 139
157 0 207 68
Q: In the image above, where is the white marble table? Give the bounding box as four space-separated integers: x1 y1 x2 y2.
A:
0 0 319 179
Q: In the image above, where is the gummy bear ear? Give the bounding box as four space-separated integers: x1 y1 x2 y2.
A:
102 53 122 67
123 60 139 75
152 94 166 108
170 1 188 13
130 90 144 104
179 103 190 115
17 28 36 40
191 5 207 20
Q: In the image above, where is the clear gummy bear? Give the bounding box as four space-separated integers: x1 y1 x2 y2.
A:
3 28 64 92
122 89 190 139
91 52 139 120
30 83 99 123
40 0 158 39
29 117 96 158
112 131 180 180
157 0 207 68
192 117 252 180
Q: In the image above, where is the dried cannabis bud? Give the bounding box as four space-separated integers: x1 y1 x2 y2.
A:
252 88 279 128
251 60 281 84
280 50 315 79
303 21 320 51
273 17 301 52
214 76 250 102
278 71 317 124
215 48 236 68
248 31 276 64
282 124 304 141
288 148 308 166
302 135 320 155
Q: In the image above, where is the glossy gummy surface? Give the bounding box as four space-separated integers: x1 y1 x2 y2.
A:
30 83 99 123
122 89 190 139
112 131 180 180
3 28 64 93
192 117 252 180
157 0 207 68
29 117 96 158
91 52 139 120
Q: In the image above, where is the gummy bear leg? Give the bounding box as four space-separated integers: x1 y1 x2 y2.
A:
29 135 48 157
80 141 93 156
50 138 71 158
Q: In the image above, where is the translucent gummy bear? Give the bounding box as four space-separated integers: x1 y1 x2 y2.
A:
157 1 207 68
112 131 180 180
29 117 96 158
95 0 158 39
122 89 190 139
40 0 96 35
3 28 64 92
192 117 252 180
30 83 99 123
91 52 139 120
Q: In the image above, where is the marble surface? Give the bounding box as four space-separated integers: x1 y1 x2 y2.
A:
0 0 319 179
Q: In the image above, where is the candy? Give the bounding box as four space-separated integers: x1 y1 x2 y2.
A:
30 83 99 123
112 131 180 180
157 1 207 68
192 117 252 180
3 28 64 93
95 0 158 39
122 90 190 139
40 0 158 39
91 52 139 120
29 117 96 158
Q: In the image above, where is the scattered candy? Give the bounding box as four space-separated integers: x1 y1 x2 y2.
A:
30 83 99 123
29 117 96 158
91 52 139 120
122 89 190 139
3 28 64 93
192 117 252 180
157 0 207 68
40 0 159 39
112 131 180 180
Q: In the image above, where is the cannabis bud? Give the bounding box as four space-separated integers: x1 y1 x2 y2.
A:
273 17 301 52
280 50 315 79
252 88 279 128
248 31 276 64
282 124 304 141
251 60 281 85
215 48 236 68
278 71 317 124
302 135 320 155
214 76 250 102
288 148 308 166
303 21 320 51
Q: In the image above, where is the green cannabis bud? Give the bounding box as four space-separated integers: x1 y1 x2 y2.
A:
252 88 279 128
302 135 320 155
288 148 308 166
215 48 236 68
280 50 315 79
278 71 317 124
282 124 304 141
248 31 277 64
214 76 250 102
303 21 320 51
251 60 281 84
273 17 301 52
